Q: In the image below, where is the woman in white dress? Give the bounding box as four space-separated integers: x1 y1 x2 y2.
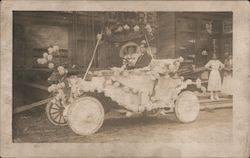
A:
205 54 224 101
222 55 233 95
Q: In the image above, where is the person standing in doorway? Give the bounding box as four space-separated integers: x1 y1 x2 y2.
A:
205 53 224 101
222 54 233 96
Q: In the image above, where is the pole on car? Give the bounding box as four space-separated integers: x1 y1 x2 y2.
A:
144 34 154 60
83 32 103 80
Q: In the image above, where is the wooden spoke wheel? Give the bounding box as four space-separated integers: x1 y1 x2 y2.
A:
67 97 104 135
46 101 67 126
175 91 200 123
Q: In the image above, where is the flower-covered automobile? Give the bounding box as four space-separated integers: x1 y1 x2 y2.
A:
38 44 205 136
37 22 206 136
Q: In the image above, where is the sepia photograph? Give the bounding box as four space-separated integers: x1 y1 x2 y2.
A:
12 11 233 143
0 1 249 157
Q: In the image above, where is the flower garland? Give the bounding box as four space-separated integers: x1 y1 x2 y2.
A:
106 22 154 36
103 22 156 45
37 46 82 109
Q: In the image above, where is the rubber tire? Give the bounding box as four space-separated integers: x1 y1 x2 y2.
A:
67 97 104 135
175 91 200 123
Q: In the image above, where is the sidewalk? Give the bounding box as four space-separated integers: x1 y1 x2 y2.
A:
195 92 233 110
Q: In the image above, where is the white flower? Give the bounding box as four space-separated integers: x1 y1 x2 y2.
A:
123 24 130 30
96 33 102 40
179 56 184 62
147 28 152 33
43 52 48 58
105 79 112 85
57 66 65 75
126 111 133 117
48 84 57 92
58 70 65 76
186 79 192 85
145 24 152 33
52 45 59 52
57 66 64 71
201 86 206 92
60 82 65 88
58 89 64 95
105 27 112 36
47 54 53 61
37 58 42 64
64 69 68 74
168 64 174 71
48 63 54 69
56 82 65 89
51 99 56 104
115 26 123 32
40 58 48 64
201 50 208 56
133 25 140 32
48 86 53 93
48 47 53 54
55 93 61 100
145 24 151 30
141 40 146 44
55 83 61 90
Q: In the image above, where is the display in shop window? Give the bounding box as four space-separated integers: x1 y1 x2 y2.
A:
223 20 232 34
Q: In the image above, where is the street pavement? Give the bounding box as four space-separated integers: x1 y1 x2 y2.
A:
13 102 232 143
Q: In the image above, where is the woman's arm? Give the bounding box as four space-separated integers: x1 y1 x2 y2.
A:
205 61 212 70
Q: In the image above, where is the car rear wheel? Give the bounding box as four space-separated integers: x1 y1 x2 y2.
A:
46 101 67 126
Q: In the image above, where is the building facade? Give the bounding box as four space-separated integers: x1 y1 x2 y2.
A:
13 11 232 81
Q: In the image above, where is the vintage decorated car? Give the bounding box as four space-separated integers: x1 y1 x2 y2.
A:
45 56 205 136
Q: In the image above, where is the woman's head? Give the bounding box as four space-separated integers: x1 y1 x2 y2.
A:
127 46 136 55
